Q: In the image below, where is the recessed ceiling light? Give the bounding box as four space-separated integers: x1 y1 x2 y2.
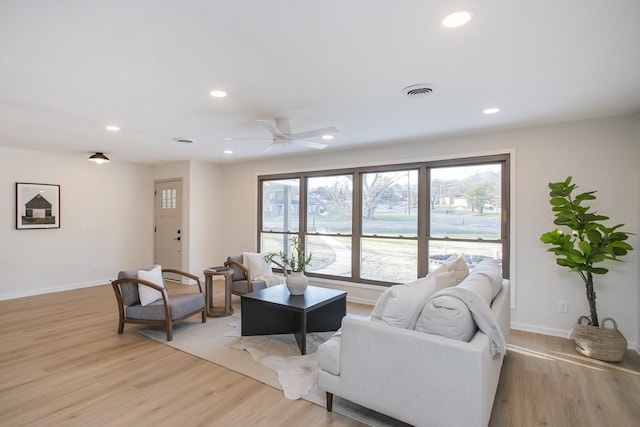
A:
442 10 473 28
223 150 233 154
224 137 233 141
105 125 120 131
322 134 334 141
209 90 227 98
483 107 500 115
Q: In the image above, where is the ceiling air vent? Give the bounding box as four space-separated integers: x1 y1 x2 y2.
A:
402 84 435 98
173 137 194 144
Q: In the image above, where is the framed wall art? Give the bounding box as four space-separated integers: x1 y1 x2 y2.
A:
16 182 61 229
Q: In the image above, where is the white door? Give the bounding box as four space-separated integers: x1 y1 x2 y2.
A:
154 180 183 278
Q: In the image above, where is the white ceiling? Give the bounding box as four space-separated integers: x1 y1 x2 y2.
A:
1 1 639 164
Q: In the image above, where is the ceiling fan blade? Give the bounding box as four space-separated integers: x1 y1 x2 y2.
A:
264 144 275 152
257 119 285 138
289 126 338 141
295 140 328 150
274 117 291 135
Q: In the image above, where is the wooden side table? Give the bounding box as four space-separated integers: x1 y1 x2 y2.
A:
203 269 234 317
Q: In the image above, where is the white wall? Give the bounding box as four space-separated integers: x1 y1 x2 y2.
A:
0 147 154 299
219 113 640 346
153 160 222 281
188 160 222 277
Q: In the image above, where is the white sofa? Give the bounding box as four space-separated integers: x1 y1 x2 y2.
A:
317 259 511 427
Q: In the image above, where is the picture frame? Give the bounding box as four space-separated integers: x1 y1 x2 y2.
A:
16 182 61 229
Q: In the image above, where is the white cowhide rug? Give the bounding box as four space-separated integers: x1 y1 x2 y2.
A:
227 319 334 399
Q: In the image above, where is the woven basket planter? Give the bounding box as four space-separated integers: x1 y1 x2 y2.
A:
569 316 627 362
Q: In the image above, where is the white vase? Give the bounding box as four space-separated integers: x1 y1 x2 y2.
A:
286 271 308 295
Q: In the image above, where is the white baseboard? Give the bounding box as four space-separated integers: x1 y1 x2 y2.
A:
0 280 107 301
511 322 639 351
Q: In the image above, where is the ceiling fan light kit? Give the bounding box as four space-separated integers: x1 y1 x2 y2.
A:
232 117 338 152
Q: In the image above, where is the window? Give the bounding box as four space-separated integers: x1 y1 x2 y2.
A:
361 169 418 282
260 178 300 256
306 175 353 277
428 162 506 274
161 188 176 209
258 154 510 285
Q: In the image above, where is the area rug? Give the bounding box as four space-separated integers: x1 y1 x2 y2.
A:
138 304 407 426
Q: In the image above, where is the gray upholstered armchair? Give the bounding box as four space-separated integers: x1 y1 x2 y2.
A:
224 254 286 295
111 265 206 341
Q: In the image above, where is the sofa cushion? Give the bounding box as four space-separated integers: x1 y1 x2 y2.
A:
433 255 469 284
415 295 477 341
371 275 442 329
414 266 494 341
138 265 166 306
117 265 160 306
317 331 342 375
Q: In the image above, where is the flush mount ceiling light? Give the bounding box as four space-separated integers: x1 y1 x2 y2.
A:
442 10 473 28
209 89 227 98
483 107 501 115
105 125 120 131
223 150 233 154
402 84 435 98
88 152 110 164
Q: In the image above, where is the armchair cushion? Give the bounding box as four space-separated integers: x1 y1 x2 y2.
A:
227 255 246 281
242 252 273 277
126 293 205 321
137 265 165 306
118 265 161 306
231 279 267 294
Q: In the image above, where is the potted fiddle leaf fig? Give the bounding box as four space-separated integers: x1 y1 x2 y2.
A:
540 176 634 362
264 236 313 295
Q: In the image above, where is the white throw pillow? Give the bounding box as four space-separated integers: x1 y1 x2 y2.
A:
370 275 439 329
431 271 457 291
138 265 165 306
471 259 503 299
242 252 273 277
433 255 469 284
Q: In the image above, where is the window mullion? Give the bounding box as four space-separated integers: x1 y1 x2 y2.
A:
352 172 361 281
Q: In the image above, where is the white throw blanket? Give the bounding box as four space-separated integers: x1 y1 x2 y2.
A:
435 286 506 356
254 274 286 287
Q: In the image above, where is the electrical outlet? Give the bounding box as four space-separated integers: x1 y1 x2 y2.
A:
557 300 568 313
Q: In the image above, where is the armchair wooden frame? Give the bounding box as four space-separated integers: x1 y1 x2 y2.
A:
111 268 206 341
224 258 287 295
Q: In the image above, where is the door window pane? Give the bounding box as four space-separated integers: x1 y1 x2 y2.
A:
307 175 352 234
361 237 417 283
262 179 299 232
161 188 176 209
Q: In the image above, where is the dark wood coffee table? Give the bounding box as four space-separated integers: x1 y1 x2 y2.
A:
240 284 347 355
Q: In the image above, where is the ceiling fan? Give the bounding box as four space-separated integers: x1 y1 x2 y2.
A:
233 117 338 151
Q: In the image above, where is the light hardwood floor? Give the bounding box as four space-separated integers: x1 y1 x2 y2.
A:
1 283 639 426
